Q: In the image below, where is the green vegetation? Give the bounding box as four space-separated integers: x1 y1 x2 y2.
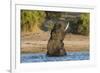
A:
21 10 90 35
80 13 90 35
21 10 46 32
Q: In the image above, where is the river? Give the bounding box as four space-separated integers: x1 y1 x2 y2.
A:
21 51 89 63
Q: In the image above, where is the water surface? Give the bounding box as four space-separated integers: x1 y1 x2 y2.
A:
21 52 89 63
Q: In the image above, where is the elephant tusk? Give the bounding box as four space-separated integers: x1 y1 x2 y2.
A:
64 22 69 31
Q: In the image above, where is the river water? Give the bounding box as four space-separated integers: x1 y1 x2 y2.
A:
21 52 89 63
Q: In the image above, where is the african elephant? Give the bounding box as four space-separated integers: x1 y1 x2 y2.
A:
47 20 69 56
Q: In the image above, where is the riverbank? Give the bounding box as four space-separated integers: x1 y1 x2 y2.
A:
21 32 89 53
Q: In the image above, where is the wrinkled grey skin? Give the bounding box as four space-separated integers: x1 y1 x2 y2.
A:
47 20 69 56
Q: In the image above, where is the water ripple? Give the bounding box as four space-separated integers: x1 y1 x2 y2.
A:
21 52 89 63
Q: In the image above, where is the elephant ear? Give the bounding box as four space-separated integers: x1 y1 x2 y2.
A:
64 22 69 32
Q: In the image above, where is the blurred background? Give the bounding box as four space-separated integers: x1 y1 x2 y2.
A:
21 10 90 35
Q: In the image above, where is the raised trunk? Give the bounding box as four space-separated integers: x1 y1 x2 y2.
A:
47 21 67 56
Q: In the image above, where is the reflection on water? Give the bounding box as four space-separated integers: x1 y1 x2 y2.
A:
21 52 89 63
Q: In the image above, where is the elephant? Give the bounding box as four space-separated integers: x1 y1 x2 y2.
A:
47 20 69 56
